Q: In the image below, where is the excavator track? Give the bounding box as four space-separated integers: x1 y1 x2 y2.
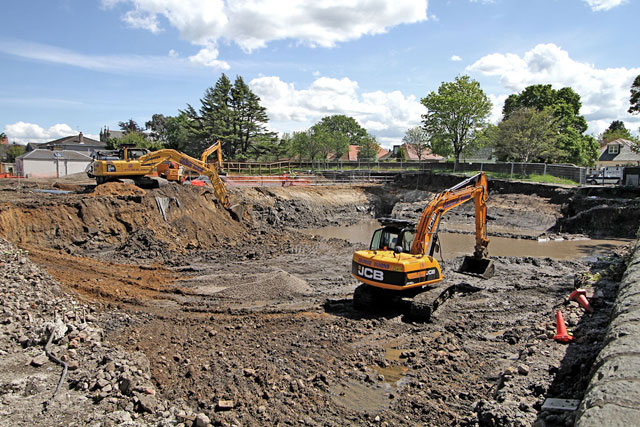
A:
354 282 483 322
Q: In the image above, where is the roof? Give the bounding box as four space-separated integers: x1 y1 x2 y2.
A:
327 145 388 161
27 133 106 152
17 149 92 161
598 139 640 163
380 143 443 161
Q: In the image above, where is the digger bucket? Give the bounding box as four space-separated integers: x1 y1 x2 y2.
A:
459 256 495 279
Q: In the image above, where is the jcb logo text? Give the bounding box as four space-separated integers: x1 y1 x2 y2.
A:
358 266 383 281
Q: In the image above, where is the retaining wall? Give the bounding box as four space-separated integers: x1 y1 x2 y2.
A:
576 239 640 425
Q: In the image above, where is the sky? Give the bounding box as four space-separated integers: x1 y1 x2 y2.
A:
1 0 638 148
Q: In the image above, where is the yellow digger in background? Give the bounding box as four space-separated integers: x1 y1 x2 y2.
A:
351 172 494 320
86 141 229 207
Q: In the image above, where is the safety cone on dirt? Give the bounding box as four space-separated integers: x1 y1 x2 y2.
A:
569 289 593 313
553 310 573 343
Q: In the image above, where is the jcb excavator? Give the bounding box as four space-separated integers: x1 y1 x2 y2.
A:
86 141 229 207
351 172 494 320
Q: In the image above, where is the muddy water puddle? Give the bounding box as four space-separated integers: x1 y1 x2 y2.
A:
302 219 629 260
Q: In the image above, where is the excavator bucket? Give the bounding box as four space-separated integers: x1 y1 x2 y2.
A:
459 256 495 279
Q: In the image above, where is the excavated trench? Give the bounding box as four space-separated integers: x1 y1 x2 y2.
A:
0 175 638 426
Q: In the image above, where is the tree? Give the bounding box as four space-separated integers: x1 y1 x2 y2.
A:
106 131 163 150
118 119 143 134
183 73 275 159
357 135 381 161
493 107 561 163
0 144 25 163
601 120 632 143
629 74 640 115
421 75 492 170
396 145 407 161
145 114 169 143
402 127 431 161
314 115 367 146
502 84 596 165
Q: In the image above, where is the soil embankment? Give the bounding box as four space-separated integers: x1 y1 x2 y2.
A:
0 176 635 426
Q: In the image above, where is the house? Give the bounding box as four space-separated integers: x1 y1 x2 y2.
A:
26 132 106 154
379 143 443 161
99 127 125 142
597 139 640 168
329 145 389 161
15 149 93 178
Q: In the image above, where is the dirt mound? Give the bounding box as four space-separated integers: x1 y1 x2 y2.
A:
183 269 313 307
53 181 84 192
91 182 147 197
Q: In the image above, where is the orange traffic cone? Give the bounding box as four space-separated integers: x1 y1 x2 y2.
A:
569 289 593 313
553 310 573 343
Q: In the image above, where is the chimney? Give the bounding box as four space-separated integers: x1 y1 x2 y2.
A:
78 132 84 144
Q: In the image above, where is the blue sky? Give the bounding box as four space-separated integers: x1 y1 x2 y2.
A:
1 0 638 147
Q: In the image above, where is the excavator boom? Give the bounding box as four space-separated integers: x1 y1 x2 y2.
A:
138 149 229 207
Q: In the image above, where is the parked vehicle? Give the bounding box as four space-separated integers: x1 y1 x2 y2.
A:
586 167 623 185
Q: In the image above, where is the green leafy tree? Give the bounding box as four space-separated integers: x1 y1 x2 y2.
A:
311 115 364 160
493 107 561 163
315 115 367 147
402 126 432 161
145 114 169 143
629 75 640 115
601 120 632 143
106 131 163 150
118 119 143 134
421 75 492 169
0 144 25 163
396 146 407 161
357 135 381 161
503 84 596 165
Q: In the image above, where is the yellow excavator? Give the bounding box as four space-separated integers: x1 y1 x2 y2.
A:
86 141 229 207
351 172 494 320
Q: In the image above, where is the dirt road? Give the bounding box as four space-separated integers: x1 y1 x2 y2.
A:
0 177 631 426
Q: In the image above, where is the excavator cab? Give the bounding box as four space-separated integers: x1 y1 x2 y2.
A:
370 218 415 253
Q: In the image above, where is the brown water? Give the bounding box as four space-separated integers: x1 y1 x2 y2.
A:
302 219 629 260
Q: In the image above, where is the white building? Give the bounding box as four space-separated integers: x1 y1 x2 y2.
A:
15 149 92 178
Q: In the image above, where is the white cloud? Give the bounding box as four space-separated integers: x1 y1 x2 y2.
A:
467 43 640 134
249 76 424 147
102 0 428 68
3 122 85 145
122 9 162 33
583 0 627 11
189 46 230 70
168 49 179 57
0 39 209 76
450 55 462 62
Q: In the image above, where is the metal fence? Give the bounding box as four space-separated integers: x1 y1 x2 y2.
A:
222 160 586 184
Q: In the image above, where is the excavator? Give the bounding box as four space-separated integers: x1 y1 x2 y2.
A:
351 172 494 320
86 141 229 207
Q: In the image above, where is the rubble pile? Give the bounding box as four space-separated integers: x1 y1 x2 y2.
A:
0 238 177 426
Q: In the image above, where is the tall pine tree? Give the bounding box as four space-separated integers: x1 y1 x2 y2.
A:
182 74 274 159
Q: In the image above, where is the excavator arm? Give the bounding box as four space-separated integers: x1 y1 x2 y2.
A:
410 172 489 259
138 147 229 208
200 140 224 171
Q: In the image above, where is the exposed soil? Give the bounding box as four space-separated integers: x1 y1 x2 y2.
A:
0 174 633 426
